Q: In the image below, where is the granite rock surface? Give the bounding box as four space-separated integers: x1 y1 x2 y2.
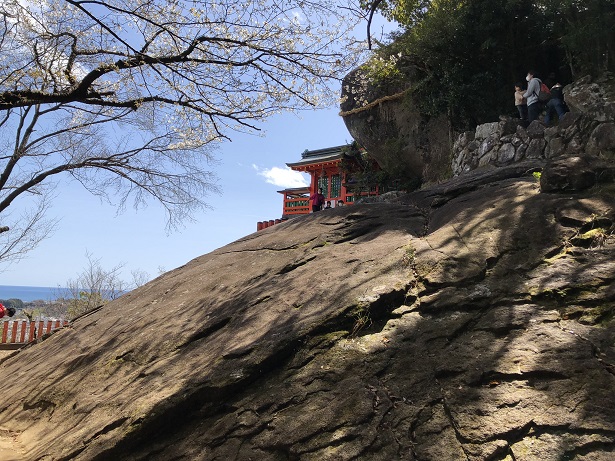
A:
0 163 614 461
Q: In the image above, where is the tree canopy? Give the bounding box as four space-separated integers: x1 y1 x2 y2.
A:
0 0 364 263
364 0 615 129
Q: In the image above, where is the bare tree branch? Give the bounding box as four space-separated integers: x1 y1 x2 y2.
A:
0 0 365 262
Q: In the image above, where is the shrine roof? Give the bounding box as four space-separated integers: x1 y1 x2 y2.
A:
277 186 310 195
286 145 348 169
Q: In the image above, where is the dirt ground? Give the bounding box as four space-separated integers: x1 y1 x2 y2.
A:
0 352 24 460
0 428 25 461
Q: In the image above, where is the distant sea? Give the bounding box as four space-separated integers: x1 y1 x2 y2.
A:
0 285 62 302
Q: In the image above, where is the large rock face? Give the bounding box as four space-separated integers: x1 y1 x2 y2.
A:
565 73 615 122
0 161 614 460
340 64 452 185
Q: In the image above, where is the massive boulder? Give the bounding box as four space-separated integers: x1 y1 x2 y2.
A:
0 161 614 460
340 62 452 185
565 73 615 123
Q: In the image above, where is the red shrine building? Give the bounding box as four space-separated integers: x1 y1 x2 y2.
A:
257 145 381 231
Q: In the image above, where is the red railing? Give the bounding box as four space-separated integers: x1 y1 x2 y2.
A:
1 319 68 346
283 197 310 216
257 219 283 231
257 187 382 232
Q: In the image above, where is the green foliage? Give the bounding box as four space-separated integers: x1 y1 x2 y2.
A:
545 214 614 264
365 0 614 130
340 142 421 195
340 142 383 194
371 0 546 129
0 298 24 310
537 0 615 77
401 244 416 267
361 0 429 26
362 53 404 84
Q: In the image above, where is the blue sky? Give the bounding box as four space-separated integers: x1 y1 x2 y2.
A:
1 106 355 287
1 14 395 288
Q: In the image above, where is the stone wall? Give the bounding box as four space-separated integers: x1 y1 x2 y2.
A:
452 74 615 176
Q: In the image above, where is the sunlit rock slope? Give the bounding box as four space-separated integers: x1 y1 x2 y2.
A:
0 159 614 461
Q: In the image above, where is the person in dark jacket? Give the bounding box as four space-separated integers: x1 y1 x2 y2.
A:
310 188 325 212
0 303 16 318
544 82 567 125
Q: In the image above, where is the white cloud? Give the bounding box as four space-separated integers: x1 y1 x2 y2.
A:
291 11 306 24
253 165 309 188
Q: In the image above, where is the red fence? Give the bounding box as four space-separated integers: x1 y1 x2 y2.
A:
282 198 310 216
257 219 283 231
1 319 68 346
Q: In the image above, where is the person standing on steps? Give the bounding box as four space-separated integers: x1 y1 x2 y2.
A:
544 82 567 125
523 70 542 123
310 188 325 212
514 82 528 122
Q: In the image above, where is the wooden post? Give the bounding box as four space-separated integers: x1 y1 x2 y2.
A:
19 321 27 343
2 322 8 343
11 322 18 343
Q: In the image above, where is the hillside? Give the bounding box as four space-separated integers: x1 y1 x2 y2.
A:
0 156 613 460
